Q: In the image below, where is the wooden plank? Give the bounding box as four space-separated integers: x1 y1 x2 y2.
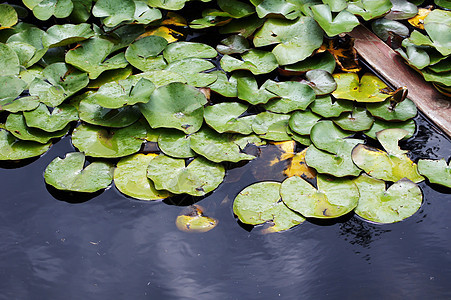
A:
349 25 451 138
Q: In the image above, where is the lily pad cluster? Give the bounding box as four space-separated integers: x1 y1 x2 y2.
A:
0 1 449 233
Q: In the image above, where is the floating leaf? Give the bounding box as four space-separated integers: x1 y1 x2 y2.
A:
220 49 278 75
207 71 237 97
346 0 392 21
233 181 305 232
422 69 451 86
385 0 418 20
87 66 133 89
372 18 410 42
147 155 225 196
23 0 74 20
418 159 451 188
252 112 291 141
23 103 78 132
163 41 217 63
288 110 321 136
0 4 18 30
253 16 323 65
216 35 250 55
304 69 337 95
364 119 416 140
29 62 89 107
281 174 359 219
0 43 20 76
219 15 265 38
351 129 424 183
0 75 27 108
44 152 114 192
176 205 218 233
42 23 94 48
310 120 352 154
157 129 195 158
133 1 162 24
114 153 171 200
92 0 135 27
254 0 301 19
282 52 336 75
204 102 254 134
310 95 353 118
125 36 168 72
332 73 390 103
139 82 207 134
134 70 187 87
310 4 360 37
354 174 422 223
396 41 431 69
71 122 146 158
0 129 51 160
146 0 189 10
333 106 374 132
69 0 93 23
65 38 129 79
263 80 316 113
235 71 276 105
165 58 217 87
366 98 417 121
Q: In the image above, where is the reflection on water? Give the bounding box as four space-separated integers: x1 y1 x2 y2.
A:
0 113 450 299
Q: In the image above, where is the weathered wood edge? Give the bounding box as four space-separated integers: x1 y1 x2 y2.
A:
348 25 451 138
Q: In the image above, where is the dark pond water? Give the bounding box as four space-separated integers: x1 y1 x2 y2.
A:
0 110 450 300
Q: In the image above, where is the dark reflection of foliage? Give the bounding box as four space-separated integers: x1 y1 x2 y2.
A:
46 184 103 204
163 194 206 207
0 156 40 169
339 216 391 249
403 122 451 161
237 219 254 232
307 211 354 227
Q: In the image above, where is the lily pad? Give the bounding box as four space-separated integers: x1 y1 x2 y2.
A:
92 0 135 27
29 62 89 107
232 181 305 232
114 153 171 200
44 152 114 193
253 16 323 65
175 205 218 233
0 43 20 76
305 139 363 177
133 1 162 24
0 129 51 160
372 19 410 42
418 159 451 188
283 52 336 75
165 58 217 87
288 110 321 136
157 129 195 158
310 95 353 118
87 66 133 89
263 80 316 113
88 78 155 109
219 15 265 38
0 75 27 107
139 82 207 134
332 106 374 132
134 70 187 87
252 112 291 141
310 120 352 154
347 0 392 21
23 103 78 132
281 174 359 219
235 71 276 105
310 4 360 37
204 102 254 134
332 73 390 103
354 174 422 223
147 155 225 196
146 0 189 10
71 122 146 158
220 49 278 75
5 113 69 144
163 41 217 63
124 35 168 72
207 71 238 97
304 69 337 95
366 98 417 121
0 4 18 30
216 35 250 55
254 0 301 19
65 37 129 79
23 0 74 21
385 0 418 20
42 23 94 48
365 119 416 140
351 129 424 183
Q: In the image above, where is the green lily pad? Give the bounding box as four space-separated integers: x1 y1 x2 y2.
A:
190 127 256 163
232 181 305 232
354 174 422 223
310 4 360 37
220 49 278 75
139 82 207 134
204 102 254 134
23 0 74 21
18 66 44 88
385 0 418 20
424 9 451 56
366 98 417 121
428 57 451 73
189 10 232 30
65 37 129 79
283 52 336 74
216 35 250 55
71 122 146 158
0 96 40 113
254 0 301 19
133 1 162 24
0 4 18 29
304 69 337 95
7 41 36 68
5 113 69 144
0 43 20 76
114 153 171 200
305 139 363 177
351 128 424 183
163 41 217 63
23 103 78 132
165 58 217 87
92 0 135 27
287 129 312 146
87 65 133 89
217 0 254 18
365 119 416 140
281 174 359 219
6 27 47 68
252 112 291 141
333 106 374 132
44 152 114 193
133 70 187 87
219 14 265 38
42 23 94 48
0 129 51 160
147 155 225 196
263 80 316 113
69 0 93 23
435 0 451 9
253 16 323 65
88 78 155 109
288 110 321 135
310 95 353 118
0 75 27 107
332 73 390 103
310 120 352 153
418 159 451 188
207 71 238 97
396 42 431 69
235 71 276 105
372 19 410 42
146 0 189 10
422 69 451 86
175 205 218 233
78 95 141 128
125 36 168 72
347 0 392 21
29 62 89 107
157 129 195 158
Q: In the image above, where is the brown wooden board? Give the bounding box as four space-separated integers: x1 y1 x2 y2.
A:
349 25 451 137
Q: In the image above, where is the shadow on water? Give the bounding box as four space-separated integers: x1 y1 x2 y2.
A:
46 184 104 204
0 156 40 169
